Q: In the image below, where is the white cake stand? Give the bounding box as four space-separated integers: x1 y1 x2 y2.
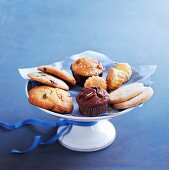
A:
22 51 156 152
26 81 134 152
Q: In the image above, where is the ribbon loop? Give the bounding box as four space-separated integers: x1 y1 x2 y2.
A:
0 118 97 154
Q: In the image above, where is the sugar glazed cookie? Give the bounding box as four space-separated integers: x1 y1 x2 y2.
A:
84 76 107 90
28 72 69 90
113 87 154 109
28 86 73 113
38 65 76 85
109 83 144 104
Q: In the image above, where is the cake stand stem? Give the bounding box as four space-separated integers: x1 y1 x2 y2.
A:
58 120 116 152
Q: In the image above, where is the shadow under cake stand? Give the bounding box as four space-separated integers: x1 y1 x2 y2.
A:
26 81 134 152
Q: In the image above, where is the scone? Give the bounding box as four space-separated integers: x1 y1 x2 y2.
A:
28 72 69 90
37 65 76 85
84 76 107 90
28 86 73 113
76 87 109 117
71 57 104 86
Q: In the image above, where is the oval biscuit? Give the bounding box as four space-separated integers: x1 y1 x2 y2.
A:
38 65 76 85
109 83 144 104
113 87 154 109
28 72 69 90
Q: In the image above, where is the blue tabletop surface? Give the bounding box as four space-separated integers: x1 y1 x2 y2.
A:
0 0 168 169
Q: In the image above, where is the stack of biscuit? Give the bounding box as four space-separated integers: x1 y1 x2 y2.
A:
109 83 154 109
27 65 76 114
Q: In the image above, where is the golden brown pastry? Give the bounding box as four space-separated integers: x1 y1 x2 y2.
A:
84 76 107 90
71 57 104 86
106 63 132 91
114 63 132 82
28 86 73 113
37 65 76 85
28 72 69 90
106 68 126 91
71 57 103 77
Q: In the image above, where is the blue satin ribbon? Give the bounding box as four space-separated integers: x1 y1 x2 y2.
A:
0 118 97 154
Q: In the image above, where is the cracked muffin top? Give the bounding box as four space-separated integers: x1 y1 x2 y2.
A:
71 57 104 76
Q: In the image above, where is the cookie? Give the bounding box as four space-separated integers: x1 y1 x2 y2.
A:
109 83 144 104
84 76 107 90
113 87 153 109
28 72 69 90
28 86 73 113
38 65 76 85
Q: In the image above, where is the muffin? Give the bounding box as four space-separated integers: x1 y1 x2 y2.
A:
71 57 104 86
76 87 109 117
84 76 107 90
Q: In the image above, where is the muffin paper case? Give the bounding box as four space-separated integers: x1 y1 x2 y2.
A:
71 66 103 86
76 87 109 117
12 50 157 153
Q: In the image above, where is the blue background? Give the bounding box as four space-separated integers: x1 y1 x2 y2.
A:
0 0 168 169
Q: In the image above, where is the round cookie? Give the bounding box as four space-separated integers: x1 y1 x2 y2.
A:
51 87 73 113
38 65 76 85
113 87 153 109
28 86 73 113
109 83 144 104
84 76 107 90
28 72 69 90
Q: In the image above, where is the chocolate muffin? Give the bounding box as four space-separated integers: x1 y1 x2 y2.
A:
76 87 109 117
71 57 104 86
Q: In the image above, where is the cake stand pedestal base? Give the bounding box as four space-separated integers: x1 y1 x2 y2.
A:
58 120 116 152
